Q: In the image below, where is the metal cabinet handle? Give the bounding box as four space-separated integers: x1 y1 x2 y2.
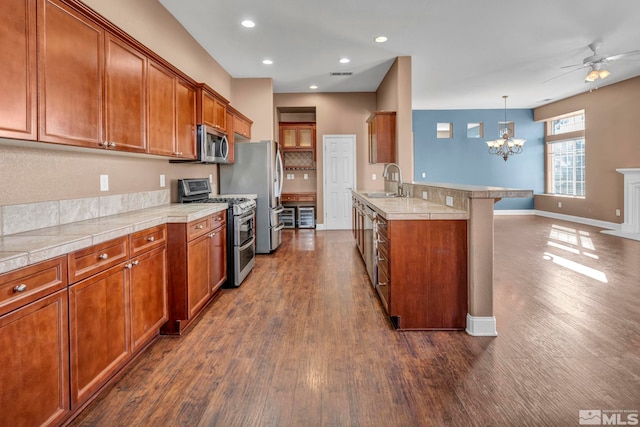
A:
132 260 139 266
108 142 116 148
196 225 204 230
13 284 27 293
98 253 109 260
377 255 385 262
125 263 133 269
147 236 155 242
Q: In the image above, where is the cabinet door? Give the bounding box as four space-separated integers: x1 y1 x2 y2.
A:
130 246 167 353
226 111 235 163
175 79 197 159
147 61 176 157
0 289 70 427
213 99 227 131
201 91 216 128
104 33 146 152
187 234 210 318
298 126 314 148
69 264 130 408
281 126 297 148
38 0 104 147
209 225 227 294
0 0 37 140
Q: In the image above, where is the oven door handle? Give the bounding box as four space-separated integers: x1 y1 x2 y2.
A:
238 236 255 252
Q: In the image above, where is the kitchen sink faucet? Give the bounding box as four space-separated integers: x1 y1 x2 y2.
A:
383 163 403 196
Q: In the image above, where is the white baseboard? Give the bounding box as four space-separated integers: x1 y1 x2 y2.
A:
315 223 326 231
494 209 536 216
534 210 621 231
601 229 640 242
466 314 498 337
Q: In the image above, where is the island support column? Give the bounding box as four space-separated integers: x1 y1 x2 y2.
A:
466 197 499 336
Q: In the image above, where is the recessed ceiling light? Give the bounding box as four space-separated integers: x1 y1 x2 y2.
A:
262 59 273 65
241 20 255 28
339 58 350 64
374 36 388 43
309 85 318 90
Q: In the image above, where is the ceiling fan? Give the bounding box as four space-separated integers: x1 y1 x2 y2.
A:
546 41 640 84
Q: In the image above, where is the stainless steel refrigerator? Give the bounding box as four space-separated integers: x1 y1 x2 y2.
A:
219 141 284 254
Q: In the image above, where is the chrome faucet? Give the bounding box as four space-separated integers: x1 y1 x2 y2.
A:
383 163 403 196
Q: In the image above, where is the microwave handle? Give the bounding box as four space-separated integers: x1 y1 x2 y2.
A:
222 135 229 160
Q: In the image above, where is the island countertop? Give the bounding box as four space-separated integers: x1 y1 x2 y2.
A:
0 203 227 275
353 190 468 220
409 181 534 199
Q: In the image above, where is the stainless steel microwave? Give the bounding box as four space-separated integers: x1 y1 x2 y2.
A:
197 124 229 163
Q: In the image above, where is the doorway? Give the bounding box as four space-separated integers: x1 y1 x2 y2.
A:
323 135 356 230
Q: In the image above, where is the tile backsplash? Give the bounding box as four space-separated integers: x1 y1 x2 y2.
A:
1 189 170 236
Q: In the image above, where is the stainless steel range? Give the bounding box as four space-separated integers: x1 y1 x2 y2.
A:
178 178 256 287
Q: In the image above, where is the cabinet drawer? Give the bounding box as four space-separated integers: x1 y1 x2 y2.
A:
130 224 167 257
187 217 211 241
281 194 297 202
297 194 316 202
68 236 129 284
377 243 389 278
210 210 226 227
0 257 67 316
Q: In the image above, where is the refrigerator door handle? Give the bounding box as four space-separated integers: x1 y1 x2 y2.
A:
272 206 285 214
274 223 285 232
275 147 284 197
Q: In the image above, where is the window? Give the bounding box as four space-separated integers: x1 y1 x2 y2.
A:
467 122 483 138
546 112 585 197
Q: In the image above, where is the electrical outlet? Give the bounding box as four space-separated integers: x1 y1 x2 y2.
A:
421 172 426 178
208 174 213 184
422 191 428 200
372 174 376 180
304 173 308 180
558 201 562 208
616 209 621 216
100 175 109 192
160 174 166 188
445 196 453 207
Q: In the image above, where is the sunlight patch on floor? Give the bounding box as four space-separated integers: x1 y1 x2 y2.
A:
545 224 607 283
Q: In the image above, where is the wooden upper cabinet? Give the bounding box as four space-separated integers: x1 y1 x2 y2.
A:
38 0 104 147
226 110 235 163
104 33 147 153
279 122 316 151
147 61 176 157
175 79 197 159
0 0 37 140
147 63 196 159
367 111 396 164
197 85 228 132
233 114 252 140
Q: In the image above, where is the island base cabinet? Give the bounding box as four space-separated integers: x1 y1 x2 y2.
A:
69 264 130 409
379 219 468 330
0 289 70 427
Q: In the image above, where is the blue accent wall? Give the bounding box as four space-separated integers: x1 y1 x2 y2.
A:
412 109 545 210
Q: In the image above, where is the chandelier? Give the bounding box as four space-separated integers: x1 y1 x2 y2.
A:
486 95 525 161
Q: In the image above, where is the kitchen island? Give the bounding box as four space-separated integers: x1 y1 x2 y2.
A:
354 181 533 335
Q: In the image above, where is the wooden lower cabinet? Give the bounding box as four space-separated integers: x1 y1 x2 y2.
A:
380 219 468 330
0 288 70 427
68 263 130 408
209 221 227 293
164 211 227 335
129 246 167 353
187 233 211 318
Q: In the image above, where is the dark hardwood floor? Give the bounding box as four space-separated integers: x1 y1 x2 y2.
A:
69 216 640 427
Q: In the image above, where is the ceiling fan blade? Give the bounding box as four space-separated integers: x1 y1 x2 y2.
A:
560 63 584 69
543 67 585 83
605 49 640 61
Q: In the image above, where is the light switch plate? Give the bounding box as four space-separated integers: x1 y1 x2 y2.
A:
422 191 428 200
421 172 426 178
100 175 109 192
372 174 376 180
304 173 308 179
445 196 453 207
209 174 213 184
160 174 166 188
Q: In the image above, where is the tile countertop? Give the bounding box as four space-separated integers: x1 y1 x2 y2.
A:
0 203 227 275
353 191 468 221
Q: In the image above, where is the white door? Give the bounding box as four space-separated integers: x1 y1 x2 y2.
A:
323 135 356 230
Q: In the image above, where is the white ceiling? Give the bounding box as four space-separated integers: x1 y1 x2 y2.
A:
159 0 640 109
